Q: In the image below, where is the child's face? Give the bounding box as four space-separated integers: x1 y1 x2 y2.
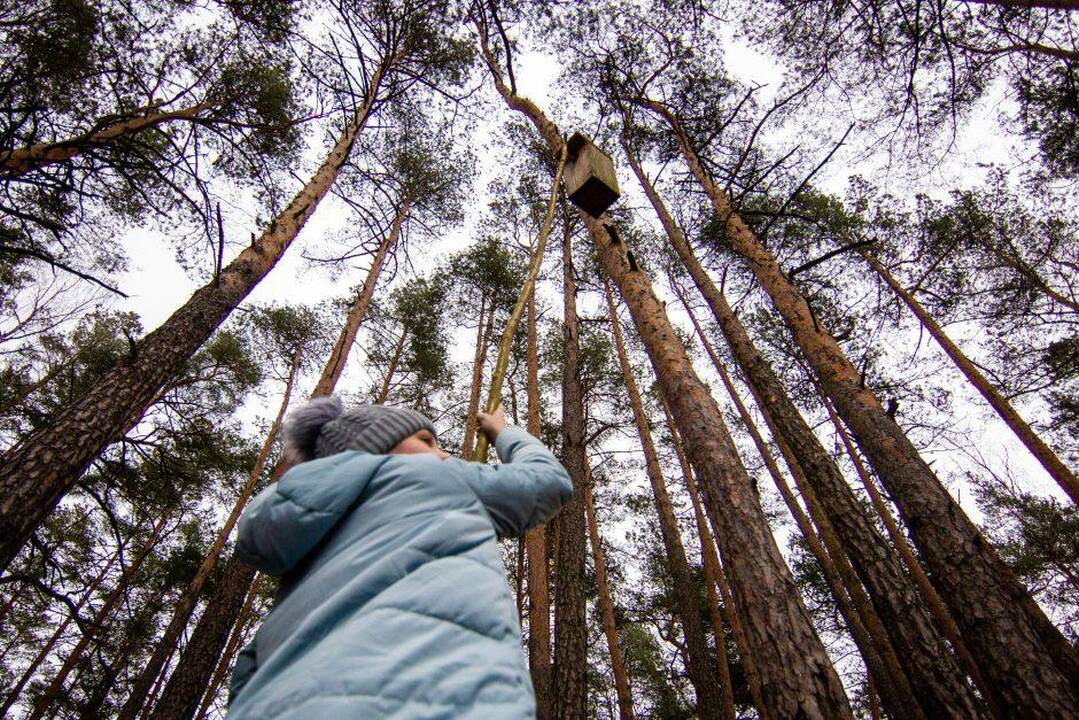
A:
389 429 449 460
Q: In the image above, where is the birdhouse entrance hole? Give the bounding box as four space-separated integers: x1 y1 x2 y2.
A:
565 132 620 218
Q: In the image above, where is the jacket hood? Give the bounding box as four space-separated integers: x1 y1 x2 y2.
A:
235 451 391 576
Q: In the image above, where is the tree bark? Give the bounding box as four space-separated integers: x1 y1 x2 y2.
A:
604 280 725 719
641 98 1079 716
867 253 1078 505
118 348 300 720
25 511 171 720
193 578 261 720
375 328 407 404
592 218 852 719
0 68 385 574
659 394 741 720
551 212 589 720
312 198 410 398
0 101 214 177
583 462 635 720
525 293 552 720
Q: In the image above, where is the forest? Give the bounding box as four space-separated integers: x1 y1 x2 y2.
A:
0 0 1076 718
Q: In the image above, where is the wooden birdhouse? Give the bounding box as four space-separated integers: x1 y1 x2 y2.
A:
565 132 619 218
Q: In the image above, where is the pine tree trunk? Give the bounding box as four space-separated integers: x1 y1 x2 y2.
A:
642 100 1079 716
0 101 214 176
671 259 978 718
658 394 740 720
77 620 148 720
583 462 636 720
25 511 171 720
313 198 410 398
0 68 386 574
819 391 1000 717
525 293 553 720
193 579 261 720
867 253 1078 504
551 213 590 720
376 328 407 403
604 280 724 719
0 546 119 716
591 217 852 719
461 296 493 459
118 349 300 720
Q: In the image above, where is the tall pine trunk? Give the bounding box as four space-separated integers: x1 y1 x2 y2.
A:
583 462 635 720
659 395 742 720
591 218 851 719
641 99 1079 715
551 212 589 720
0 67 386 574
461 296 493 459
866 253 1077 504
193 578 260 720
525 293 553 720
376 328 407 403
662 217 980 717
117 349 300 720
604 280 725 719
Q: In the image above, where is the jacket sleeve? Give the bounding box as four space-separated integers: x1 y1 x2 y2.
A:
462 425 573 538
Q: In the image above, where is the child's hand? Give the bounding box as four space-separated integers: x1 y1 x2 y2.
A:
478 404 507 443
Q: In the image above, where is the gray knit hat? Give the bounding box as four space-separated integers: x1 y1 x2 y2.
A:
282 396 437 463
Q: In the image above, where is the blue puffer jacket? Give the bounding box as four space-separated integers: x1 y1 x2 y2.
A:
225 426 572 719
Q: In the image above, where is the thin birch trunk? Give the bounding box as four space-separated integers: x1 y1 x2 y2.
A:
866 253 1077 504
117 347 300 720
639 99 1079 715
583 460 635 720
0 64 385 574
604 280 724 719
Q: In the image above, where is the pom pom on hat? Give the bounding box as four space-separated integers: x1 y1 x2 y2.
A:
282 396 343 464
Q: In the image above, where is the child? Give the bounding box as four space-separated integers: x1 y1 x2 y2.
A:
225 396 572 719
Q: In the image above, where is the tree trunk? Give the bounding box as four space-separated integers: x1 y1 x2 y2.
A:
819 390 999 716
867 253 1078 505
604 280 724 719
525 293 553 720
25 511 171 720
0 101 214 177
670 262 978 718
117 348 300 720
659 394 740 720
375 328 407 404
551 211 590 720
642 99 1079 716
0 545 119 716
0 68 386 575
461 296 493 459
583 460 636 720
192 578 261 720
591 217 852 719
313 198 410 398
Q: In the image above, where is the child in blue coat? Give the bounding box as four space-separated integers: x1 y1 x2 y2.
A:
225 397 572 719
